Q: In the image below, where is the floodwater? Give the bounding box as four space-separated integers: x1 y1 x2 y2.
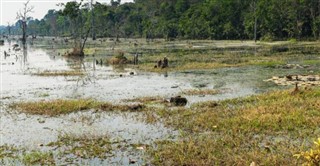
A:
0 39 318 165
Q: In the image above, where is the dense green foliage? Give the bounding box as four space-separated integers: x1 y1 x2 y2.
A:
2 0 320 40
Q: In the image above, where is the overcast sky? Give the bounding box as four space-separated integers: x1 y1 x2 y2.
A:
0 0 134 26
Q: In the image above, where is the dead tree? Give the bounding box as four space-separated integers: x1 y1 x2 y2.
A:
16 0 34 45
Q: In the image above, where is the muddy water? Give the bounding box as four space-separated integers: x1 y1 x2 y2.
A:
0 39 318 164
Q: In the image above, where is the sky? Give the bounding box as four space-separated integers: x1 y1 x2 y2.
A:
0 0 134 26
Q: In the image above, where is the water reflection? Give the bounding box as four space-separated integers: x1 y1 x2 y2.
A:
22 44 28 71
65 55 85 71
163 71 168 77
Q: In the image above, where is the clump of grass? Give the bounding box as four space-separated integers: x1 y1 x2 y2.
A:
252 61 285 67
109 51 128 64
47 134 112 159
22 151 54 165
33 70 85 77
182 89 220 95
137 62 239 73
10 99 99 116
0 145 20 159
147 87 320 165
302 59 320 65
178 62 236 70
123 97 169 107
10 99 146 116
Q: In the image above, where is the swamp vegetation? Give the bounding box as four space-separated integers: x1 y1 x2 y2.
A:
0 0 319 165
0 37 319 165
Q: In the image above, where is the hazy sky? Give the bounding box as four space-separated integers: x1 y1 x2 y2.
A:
0 0 134 26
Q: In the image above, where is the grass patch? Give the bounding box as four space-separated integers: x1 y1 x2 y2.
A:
133 41 320 72
1 145 54 165
138 62 238 72
146 87 320 165
33 70 85 77
123 96 169 106
182 89 220 95
0 145 20 159
47 134 112 159
302 59 320 65
23 151 54 165
10 99 146 116
251 60 285 67
10 99 99 116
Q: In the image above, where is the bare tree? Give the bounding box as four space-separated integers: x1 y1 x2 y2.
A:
16 0 34 45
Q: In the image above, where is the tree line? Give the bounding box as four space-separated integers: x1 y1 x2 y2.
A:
2 0 320 41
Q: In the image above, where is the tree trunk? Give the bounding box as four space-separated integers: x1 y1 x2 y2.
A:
22 22 27 44
91 0 96 40
254 14 257 42
319 0 320 40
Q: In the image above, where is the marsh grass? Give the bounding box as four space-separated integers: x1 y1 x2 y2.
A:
10 99 146 116
41 38 319 72
22 151 54 165
33 70 85 77
135 41 320 72
47 134 112 159
147 87 320 165
123 96 169 106
10 99 99 116
302 59 320 65
182 89 220 95
0 145 21 159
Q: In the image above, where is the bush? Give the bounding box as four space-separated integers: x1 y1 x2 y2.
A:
260 33 274 42
110 51 128 64
288 38 297 43
271 45 289 53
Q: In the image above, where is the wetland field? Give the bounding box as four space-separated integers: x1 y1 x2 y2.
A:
0 37 320 165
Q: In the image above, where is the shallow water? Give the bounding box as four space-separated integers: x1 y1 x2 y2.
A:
0 39 319 164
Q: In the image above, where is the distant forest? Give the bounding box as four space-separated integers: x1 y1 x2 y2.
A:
1 0 320 41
